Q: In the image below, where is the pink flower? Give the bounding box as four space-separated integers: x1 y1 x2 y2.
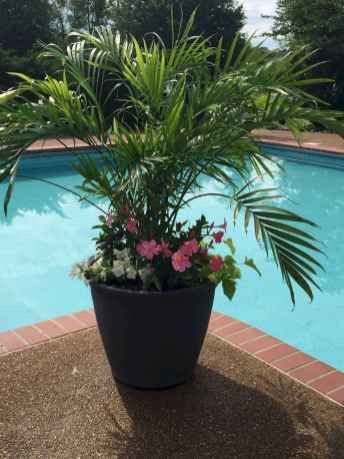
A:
159 240 172 258
219 218 228 232
181 239 199 256
126 217 138 234
106 214 114 227
209 256 224 272
172 250 192 273
136 240 161 260
213 231 224 244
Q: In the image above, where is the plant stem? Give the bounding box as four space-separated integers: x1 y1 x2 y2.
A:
17 174 107 215
181 192 231 208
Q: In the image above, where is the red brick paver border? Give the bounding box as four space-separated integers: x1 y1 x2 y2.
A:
0 310 96 353
209 314 344 408
0 310 343 408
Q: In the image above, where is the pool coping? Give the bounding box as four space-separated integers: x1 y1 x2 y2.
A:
0 309 343 408
25 131 344 156
253 129 344 156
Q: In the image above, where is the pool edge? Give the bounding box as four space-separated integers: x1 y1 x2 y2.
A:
26 132 344 157
1 309 343 408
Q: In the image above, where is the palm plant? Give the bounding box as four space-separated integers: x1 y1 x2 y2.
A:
1 13 343 303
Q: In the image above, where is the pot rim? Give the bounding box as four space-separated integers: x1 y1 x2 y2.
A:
90 281 215 297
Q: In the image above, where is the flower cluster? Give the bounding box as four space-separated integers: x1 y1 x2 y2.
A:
72 212 251 299
132 219 227 276
172 239 198 272
71 249 138 284
136 239 173 260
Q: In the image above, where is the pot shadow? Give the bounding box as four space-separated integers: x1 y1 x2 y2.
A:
102 365 300 458
263 373 344 459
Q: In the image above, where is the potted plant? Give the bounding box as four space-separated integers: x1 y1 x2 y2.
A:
0 14 343 388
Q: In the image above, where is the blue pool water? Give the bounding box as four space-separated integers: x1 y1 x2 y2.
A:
0 147 343 370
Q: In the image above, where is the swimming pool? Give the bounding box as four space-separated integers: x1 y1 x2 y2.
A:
0 146 343 370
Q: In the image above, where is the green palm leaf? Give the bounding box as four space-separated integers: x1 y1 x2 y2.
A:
0 12 343 304
232 185 323 303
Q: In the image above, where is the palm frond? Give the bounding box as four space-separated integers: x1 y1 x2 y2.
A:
232 185 324 303
0 14 343 303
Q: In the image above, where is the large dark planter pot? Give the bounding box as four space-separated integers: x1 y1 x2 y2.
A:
90 283 216 389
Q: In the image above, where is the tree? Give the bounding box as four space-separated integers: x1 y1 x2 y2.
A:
0 0 57 89
49 0 115 36
0 48 48 90
111 0 245 46
0 0 115 89
0 0 54 53
69 0 108 34
49 0 71 39
270 0 344 110
1 21 344 302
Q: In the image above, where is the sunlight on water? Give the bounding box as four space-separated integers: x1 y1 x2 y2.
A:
0 168 97 329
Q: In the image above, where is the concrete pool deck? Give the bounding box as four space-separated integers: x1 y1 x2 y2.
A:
253 129 344 155
27 129 344 155
1 327 343 457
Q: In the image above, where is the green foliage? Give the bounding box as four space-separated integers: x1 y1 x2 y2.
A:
0 0 244 91
76 213 243 297
244 258 261 277
232 185 324 303
222 256 242 300
270 0 344 110
70 0 104 30
1 15 344 303
0 0 59 90
222 277 237 300
224 239 236 255
0 0 116 89
49 0 116 37
0 0 54 52
0 47 54 91
66 0 111 34
111 0 245 47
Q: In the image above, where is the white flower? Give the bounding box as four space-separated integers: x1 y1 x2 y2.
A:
70 263 84 280
93 257 103 268
126 266 137 280
113 248 130 261
100 269 108 281
112 260 126 278
138 266 153 282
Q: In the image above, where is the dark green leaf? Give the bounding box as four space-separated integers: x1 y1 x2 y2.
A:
244 257 262 277
224 238 236 255
222 277 236 300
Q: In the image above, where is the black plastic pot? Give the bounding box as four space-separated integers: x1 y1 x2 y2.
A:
90 283 216 389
